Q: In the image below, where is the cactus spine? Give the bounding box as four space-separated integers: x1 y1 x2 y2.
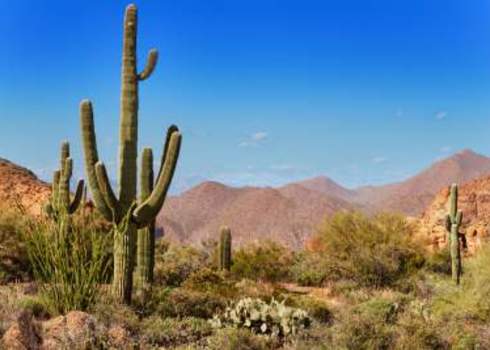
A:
46 141 84 218
446 183 463 285
79 4 182 304
219 226 232 271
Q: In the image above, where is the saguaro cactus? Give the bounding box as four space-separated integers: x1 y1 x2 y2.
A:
79 4 182 304
46 141 84 218
219 226 232 271
445 183 463 285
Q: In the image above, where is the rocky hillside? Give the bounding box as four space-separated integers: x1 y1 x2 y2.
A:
0 158 50 215
420 175 490 254
158 181 355 249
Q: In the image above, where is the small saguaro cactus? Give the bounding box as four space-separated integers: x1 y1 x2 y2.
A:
46 141 84 219
445 183 463 285
79 4 182 304
219 226 232 271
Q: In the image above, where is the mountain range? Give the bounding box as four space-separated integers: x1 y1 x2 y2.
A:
2 150 490 249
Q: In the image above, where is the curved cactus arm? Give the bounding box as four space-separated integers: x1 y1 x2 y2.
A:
156 125 179 182
60 141 70 168
138 49 158 81
80 100 115 222
95 162 121 220
133 131 181 225
68 179 85 214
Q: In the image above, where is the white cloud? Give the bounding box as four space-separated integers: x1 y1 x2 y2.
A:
435 111 447 120
239 131 269 147
372 157 387 164
440 146 452 153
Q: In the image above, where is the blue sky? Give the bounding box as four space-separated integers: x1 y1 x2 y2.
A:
2 0 490 191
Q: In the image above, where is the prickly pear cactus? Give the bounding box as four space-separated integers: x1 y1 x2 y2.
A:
210 297 311 338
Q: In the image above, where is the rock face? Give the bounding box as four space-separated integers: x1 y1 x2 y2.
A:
1 311 40 350
0 158 50 215
420 176 490 254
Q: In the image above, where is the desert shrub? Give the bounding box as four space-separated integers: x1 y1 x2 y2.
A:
287 296 332 324
206 328 279 350
22 214 112 314
0 211 32 283
425 248 452 275
17 295 50 319
231 241 293 282
156 288 227 319
312 212 425 288
290 252 328 287
210 297 311 338
182 267 237 298
154 243 207 287
140 316 212 347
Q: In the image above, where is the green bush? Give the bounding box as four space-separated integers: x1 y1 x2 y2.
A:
140 316 212 347
157 288 227 319
210 297 311 338
290 252 328 287
22 214 112 314
312 212 425 288
206 328 278 350
154 244 207 287
182 267 237 298
231 241 293 282
425 248 451 275
0 211 32 283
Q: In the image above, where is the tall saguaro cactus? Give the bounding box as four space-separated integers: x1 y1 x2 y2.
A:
219 226 232 271
46 141 84 218
445 183 463 285
80 4 182 304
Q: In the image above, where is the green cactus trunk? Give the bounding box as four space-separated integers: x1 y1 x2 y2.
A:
79 4 182 304
136 148 155 290
446 183 463 285
219 226 232 271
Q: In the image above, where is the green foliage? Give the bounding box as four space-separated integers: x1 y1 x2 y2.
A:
140 316 212 347
182 268 237 298
0 211 31 283
287 296 332 324
425 248 451 275
231 241 293 282
22 214 112 314
206 328 277 350
290 252 328 287
17 296 50 319
312 212 425 288
157 288 227 319
154 244 207 287
210 297 311 338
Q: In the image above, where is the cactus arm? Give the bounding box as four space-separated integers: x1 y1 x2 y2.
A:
52 170 61 207
95 162 121 220
456 210 463 226
138 49 158 81
68 179 85 214
136 148 155 287
156 125 179 182
133 131 181 225
80 100 115 221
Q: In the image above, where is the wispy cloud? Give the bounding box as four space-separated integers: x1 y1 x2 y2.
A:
372 156 387 164
395 108 403 118
239 131 269 147
435 111 447 120
440 146 452 153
